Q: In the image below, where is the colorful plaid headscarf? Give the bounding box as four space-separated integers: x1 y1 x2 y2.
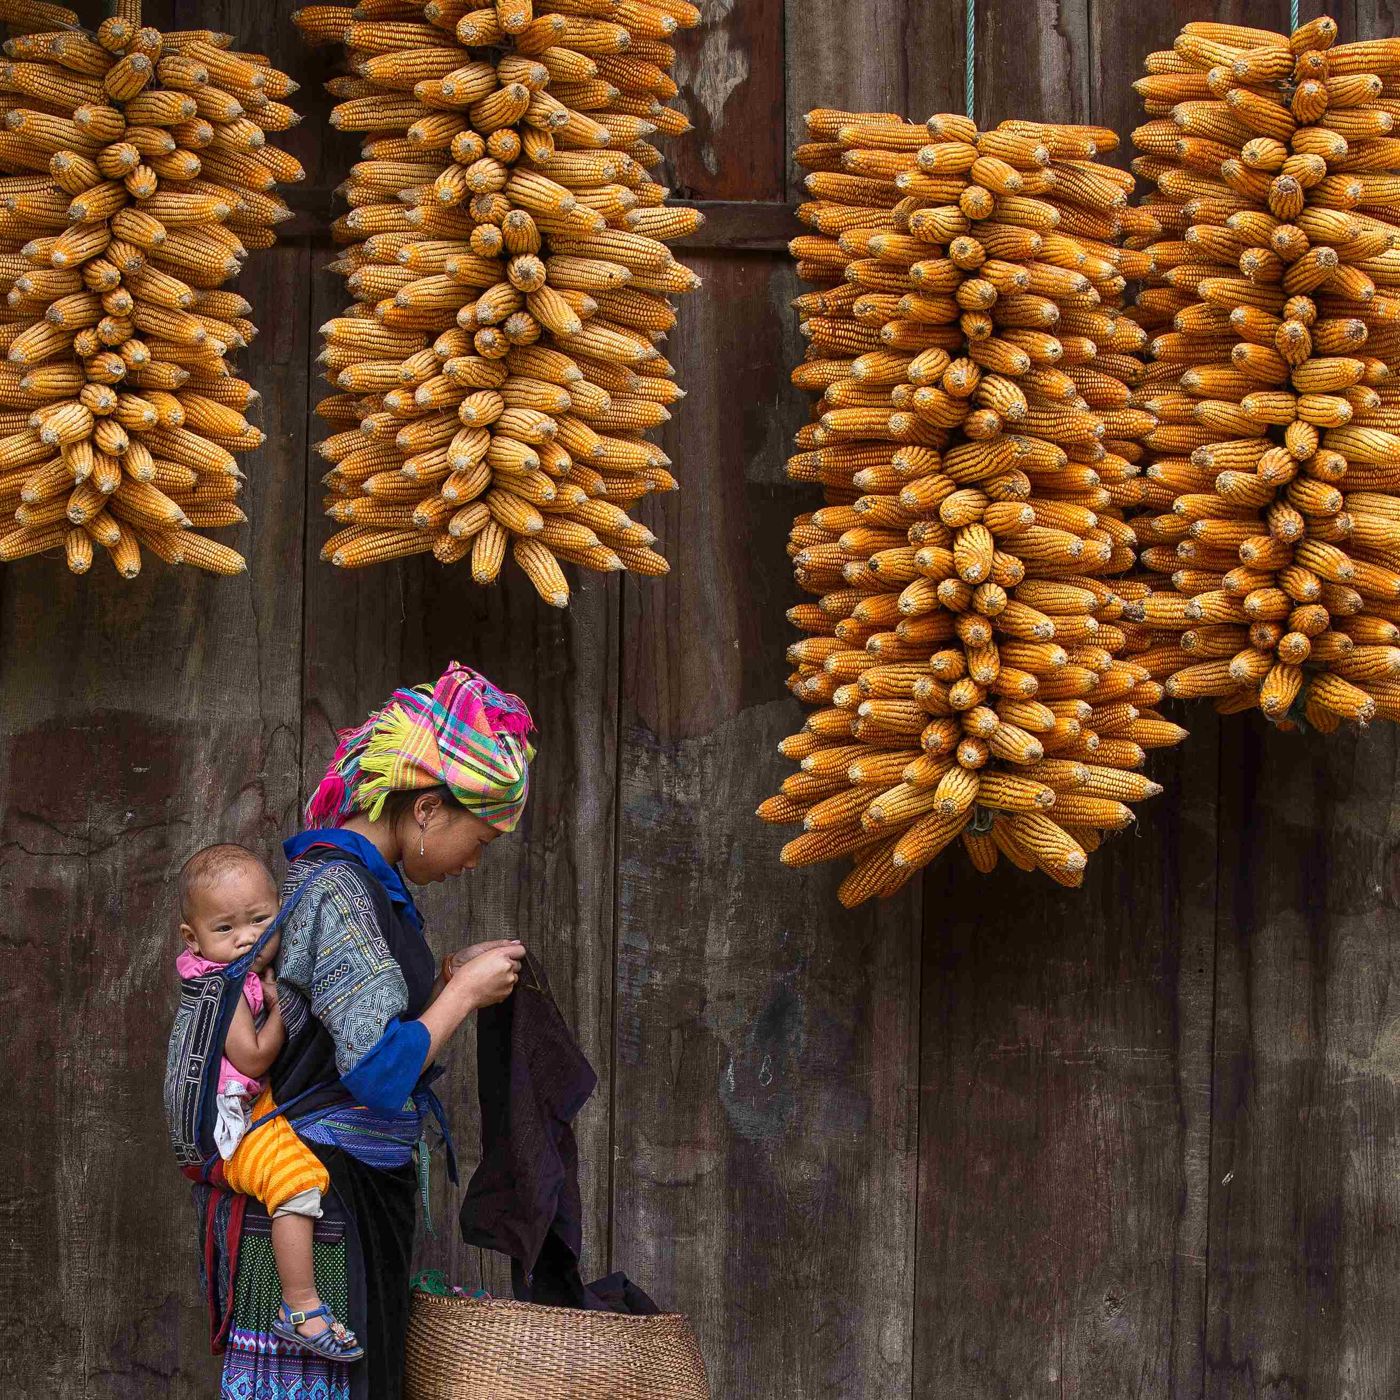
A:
306 662 536 833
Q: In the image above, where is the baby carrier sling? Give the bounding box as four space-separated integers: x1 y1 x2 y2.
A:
163 859 361 1179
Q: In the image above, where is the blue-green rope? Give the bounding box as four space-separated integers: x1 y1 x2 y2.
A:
965 0 976 120
1290 0 1300 32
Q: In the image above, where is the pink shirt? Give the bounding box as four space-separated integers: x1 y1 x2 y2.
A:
175 950 265 1097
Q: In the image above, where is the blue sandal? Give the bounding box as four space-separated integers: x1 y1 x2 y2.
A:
271 1302 365 1362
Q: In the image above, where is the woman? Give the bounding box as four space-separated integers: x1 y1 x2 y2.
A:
212 661 534 1400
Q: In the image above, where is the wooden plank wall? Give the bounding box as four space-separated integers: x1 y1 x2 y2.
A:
0 1 1398 1397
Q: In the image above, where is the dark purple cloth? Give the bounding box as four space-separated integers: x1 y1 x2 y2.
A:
459 954 659 1314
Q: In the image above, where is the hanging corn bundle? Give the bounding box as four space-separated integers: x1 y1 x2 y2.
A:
0 2 303 577
294 0 700 606
758 110 1188 906
1127 16 1400 730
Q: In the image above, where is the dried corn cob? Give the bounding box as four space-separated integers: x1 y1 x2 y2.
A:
295 0 700 606
761 110 1185 905
0 5 302 576
1127 15 1400 729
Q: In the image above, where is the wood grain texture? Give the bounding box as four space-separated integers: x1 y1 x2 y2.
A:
1206 721 1400 1400
665 0 787 201
783 0 964 201
913 712 1220 1400
975 0 1089 129
670 202 801 251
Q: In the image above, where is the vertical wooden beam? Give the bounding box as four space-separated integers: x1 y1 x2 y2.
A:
664 0 788 201
1206 722 1400 1399
608 246 923 1397
975 0 1090 130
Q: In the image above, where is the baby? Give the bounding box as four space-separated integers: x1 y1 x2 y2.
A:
176 843 363 1363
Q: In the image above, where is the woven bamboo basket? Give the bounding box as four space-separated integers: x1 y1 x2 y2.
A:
404 1292 711 1400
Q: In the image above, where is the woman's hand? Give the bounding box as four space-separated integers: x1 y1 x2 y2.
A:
259 966 280 1011
446 938 521 977
446 941 526 1012
416 942 525 1068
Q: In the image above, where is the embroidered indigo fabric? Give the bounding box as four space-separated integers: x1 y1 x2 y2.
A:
299 1102 425 1170
218 1200 353 1400
174 949 266 1096
339 1018 432 1114
459 954 660 1314
271 848 435 1113
284 828 424 930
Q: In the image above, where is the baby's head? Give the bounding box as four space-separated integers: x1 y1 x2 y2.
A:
178 844 281 970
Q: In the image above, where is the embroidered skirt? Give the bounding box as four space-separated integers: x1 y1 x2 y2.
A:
215 1146 419 1400
221 1209 352 1400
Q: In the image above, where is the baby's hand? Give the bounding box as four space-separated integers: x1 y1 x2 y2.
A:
259 966 280 1009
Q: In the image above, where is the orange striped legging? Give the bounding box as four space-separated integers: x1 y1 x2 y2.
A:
222 1087 329 1214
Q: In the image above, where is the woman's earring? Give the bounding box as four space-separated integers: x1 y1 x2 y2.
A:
418 824 426 857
